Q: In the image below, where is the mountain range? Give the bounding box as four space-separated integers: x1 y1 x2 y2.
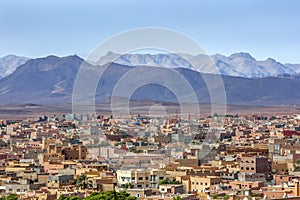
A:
0 54 300 106
96 52 300 78
1 52 300 79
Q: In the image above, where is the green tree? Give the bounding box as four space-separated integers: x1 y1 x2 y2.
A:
7 194 18 200
173 196 183 200
0 194 18 200
159 178 170 185
55 190 137 200
129 147 142 153
224 195 230 199
294 160 300 172
84 191 136 200
76 174 93 190
58 195 68 200
89 192 100 197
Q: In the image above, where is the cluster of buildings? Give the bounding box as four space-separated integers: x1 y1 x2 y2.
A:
0 113 300 200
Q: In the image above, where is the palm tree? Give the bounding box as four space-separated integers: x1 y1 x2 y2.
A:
76 174 93 190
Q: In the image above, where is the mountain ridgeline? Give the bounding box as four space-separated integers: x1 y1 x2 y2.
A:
0 54 300 105
96 52 300 78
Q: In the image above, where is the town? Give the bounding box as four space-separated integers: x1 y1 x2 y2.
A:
0 113 300 200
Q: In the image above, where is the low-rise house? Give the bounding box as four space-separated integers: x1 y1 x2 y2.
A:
117 167 166 189
5 179 45 194
47 174 74 189
125 188 152 198
159 184 184 195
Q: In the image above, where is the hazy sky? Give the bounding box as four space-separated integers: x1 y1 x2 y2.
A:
0 0 299 63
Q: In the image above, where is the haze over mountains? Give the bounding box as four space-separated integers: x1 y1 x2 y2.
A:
97 52 300 78
0 53 300 106
0 55 29 79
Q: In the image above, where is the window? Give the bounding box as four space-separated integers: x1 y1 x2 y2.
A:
159 177 164 180
139 177 143 180
146 177 149 180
